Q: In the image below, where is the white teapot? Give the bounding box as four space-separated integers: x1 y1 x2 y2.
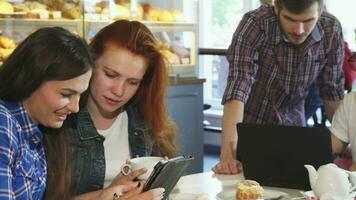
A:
304 163 350 200
348 171 356 187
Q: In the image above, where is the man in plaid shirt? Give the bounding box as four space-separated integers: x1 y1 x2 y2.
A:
214 0 345 174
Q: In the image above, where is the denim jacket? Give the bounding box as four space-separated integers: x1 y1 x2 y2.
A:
67 105 154 195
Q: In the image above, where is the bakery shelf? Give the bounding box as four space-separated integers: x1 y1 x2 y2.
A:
0 18 81 26
85 20 196 32
0 18 83 36
168 64 197 78
0 0 198 78
141 21 196 32
85 19 197 78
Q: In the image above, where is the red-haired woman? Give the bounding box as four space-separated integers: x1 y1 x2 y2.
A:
67 20 176 200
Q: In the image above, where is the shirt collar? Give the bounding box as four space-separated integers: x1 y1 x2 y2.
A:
76 107 105 140
275 20 323 45
75 105 135 141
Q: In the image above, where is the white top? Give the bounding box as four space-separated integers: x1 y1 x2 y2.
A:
98 111 131 187
330 92 356 162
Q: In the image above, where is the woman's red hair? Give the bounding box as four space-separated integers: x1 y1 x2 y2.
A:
90 20 176 157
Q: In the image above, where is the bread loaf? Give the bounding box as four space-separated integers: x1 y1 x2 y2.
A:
0 1 14 14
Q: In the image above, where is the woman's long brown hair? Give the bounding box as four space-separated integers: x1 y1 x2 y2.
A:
42 125 72 200
90 20 176 157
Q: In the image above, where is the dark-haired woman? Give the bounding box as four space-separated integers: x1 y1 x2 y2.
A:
0 27 93 200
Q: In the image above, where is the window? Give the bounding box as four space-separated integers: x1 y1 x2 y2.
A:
325 0 356 50
198 0 260 113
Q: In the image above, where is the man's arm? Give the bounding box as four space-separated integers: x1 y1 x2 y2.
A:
213 8 262 174
221 100 244 161
318 17 344 121
212 100 244 174
323 99 342 122
331 133 344 155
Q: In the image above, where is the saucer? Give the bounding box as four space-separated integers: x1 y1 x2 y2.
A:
216 189 288 200
170 193 209 200
304 190 356 200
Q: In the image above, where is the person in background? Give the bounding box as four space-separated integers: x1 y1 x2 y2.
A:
304 82 325 127
214 0 345 174
67 20 176 200
331 91 356 171
304 41 356 128
0 27 93 200
343 42 356 92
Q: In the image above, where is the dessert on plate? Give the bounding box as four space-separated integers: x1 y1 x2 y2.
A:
235 180 263 200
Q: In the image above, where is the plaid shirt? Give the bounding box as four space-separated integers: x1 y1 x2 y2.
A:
0 100 46 200
222 5 345 126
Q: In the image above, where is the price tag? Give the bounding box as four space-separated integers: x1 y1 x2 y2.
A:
51 11 61 19
39 11 49 19
181 57 190 64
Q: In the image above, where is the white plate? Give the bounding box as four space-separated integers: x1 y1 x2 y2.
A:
170 193 209 200
304 190 356 200
170 193 197 200
216 189 288 200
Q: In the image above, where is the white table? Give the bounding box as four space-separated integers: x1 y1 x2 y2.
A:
170 172 306 200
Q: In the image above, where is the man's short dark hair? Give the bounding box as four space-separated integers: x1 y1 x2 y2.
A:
277 0 324 14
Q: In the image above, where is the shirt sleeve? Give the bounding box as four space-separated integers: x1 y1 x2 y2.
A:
330 93 353 143
0 111 17 199
222 12 263 105
318 19 345 101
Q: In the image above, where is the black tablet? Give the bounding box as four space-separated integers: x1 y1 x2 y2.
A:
143 155 194 199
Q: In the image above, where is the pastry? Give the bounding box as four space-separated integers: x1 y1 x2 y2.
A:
0 1 14 14
112 4 130 20
145 8 161 21
0 35 16 62
13 3 30 13
0 48 14 60
62 3 79 19
142 3 161 22
26 1 47 11
49 10 61 19
27 9 49 19
24 1 49 19
159 10 174 22
0 36 16 49
235 180 263 200
40 0 66 11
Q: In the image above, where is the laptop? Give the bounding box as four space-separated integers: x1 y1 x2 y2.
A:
236 123 334 190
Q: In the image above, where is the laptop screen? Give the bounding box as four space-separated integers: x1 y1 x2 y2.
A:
236 123 333 190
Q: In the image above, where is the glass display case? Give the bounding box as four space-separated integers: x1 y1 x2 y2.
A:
84 0 198 77
0 0 198 77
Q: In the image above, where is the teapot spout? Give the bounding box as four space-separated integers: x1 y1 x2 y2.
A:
305 164 317 189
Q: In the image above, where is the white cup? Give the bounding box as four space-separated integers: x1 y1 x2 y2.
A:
121 156 163 180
